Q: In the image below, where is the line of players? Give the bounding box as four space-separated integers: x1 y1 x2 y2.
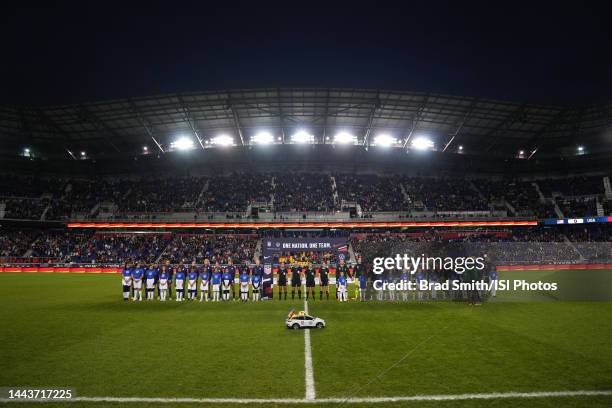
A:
121 258 365 302
122 259 263 302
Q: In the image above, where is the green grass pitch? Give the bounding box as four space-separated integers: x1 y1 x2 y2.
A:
0 272 611 408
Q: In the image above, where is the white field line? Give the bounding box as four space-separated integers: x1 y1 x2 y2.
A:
2 390 611 404
304 298 316 400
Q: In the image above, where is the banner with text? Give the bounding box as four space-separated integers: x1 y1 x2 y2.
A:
262 237 348 256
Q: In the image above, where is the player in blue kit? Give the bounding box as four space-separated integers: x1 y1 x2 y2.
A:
226 259 237 301
239 267 250 302
132 263 145 301
211 265 222 302
121 262 132 301
187 263 199 301
221 266 233 302
251 272 262 302
145 264 158 301
337 270 348 302
158 266 169 301
175 264 186 301
199 260 211 302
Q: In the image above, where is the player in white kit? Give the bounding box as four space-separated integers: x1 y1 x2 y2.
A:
175 266 186 302
199 260 211 302
239 268 250 302
158 266 169 301
251 272 261 302
132 263 145 301
145 264 157 301
211 265 222 302
337 270 348 302
121 262 132 301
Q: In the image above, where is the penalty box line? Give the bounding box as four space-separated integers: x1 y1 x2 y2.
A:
1 390 611 404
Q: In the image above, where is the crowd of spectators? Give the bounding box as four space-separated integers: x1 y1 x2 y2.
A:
556 197 597 218
538 176 604 197
0 224 609 266
4 198 49 220
161 234 257 264
0 173 609 219
0 175 66 198
27 232 170 264
0 231 39 257
405 177 489 211
350 226 612 267
199 173 272 212
274 173 335 212
475 179 557 218
335 174 407 211
117 177 207 213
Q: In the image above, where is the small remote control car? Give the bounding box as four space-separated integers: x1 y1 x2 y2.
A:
286 310 326 329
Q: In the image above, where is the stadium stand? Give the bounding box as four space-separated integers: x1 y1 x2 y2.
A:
537 176 604 197
404 177 489 211
274 173 335 212
160 234 257 264
335 174 407 211
199 173 272 212
0 173 609 221
1 225 609 267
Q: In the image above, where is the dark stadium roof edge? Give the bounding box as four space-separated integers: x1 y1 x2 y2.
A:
3 88 611 161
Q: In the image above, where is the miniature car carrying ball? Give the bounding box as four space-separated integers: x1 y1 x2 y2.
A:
286 309 326 329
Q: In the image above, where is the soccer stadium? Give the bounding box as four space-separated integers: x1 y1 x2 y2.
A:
0 86 611 407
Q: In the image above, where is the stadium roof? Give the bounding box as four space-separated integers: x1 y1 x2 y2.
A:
1 88 611 160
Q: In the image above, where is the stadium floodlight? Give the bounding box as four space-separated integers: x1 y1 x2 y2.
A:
171 137 195 151
251 131 274 145
333 131 357 145
411 136 434 151
211 134 234 146
372 133 397 147
291 130 314 144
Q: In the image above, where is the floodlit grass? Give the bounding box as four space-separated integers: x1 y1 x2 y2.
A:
0 272 611 408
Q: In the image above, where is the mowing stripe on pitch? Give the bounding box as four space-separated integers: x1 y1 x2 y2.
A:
304 298 316 400
2 390 611 404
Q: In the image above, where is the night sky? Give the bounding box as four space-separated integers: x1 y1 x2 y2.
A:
2 1 611 106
